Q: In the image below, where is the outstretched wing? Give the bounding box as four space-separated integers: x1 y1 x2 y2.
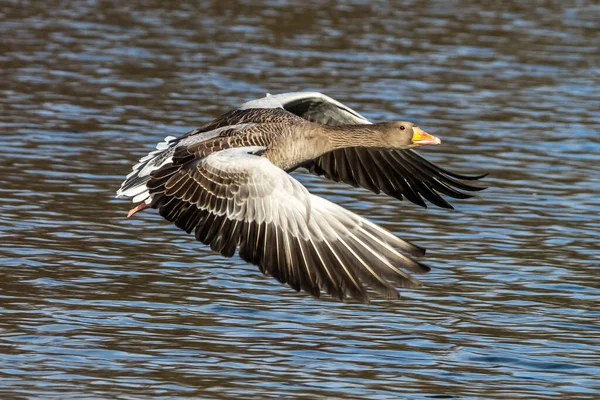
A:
134 146 430 303
266 92 486 209
304 147 486 209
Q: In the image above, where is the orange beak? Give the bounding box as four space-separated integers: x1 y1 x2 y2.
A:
411 127 441 146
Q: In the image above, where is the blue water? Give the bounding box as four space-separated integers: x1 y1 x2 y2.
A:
0 1 599 398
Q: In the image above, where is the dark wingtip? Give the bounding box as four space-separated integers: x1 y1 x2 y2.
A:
470 185 488 192
400 257 431 274
404 242 426 258
448 171 488 181
438 202 455 210
416 262 431 274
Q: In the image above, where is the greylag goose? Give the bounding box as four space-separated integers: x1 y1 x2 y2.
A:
117 92 485 302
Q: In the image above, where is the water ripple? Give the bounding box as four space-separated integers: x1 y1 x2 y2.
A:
1 1 599 399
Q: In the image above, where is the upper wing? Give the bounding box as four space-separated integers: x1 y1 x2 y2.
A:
171 91 367 143
266 92 371 125
266 91 486 208
174 94 305 142
135 146 430 303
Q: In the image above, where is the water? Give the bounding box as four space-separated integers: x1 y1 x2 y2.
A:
1 1 599 398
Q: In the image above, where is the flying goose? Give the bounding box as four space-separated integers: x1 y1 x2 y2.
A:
117 92 485 303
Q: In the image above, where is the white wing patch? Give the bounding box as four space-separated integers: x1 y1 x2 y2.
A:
239 93 285 110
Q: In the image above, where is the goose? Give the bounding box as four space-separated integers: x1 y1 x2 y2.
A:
116 92 485 303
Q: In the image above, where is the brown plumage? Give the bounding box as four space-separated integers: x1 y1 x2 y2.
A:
117 92 485 303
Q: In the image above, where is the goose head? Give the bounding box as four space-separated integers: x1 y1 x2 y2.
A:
376 121 441 148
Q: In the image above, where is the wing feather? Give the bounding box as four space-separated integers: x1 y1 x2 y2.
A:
130 146 429 302
303 147 485 209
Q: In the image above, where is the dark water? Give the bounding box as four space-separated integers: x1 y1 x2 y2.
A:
1 1 599 398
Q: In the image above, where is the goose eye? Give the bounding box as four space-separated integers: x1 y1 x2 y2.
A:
399 126 406 131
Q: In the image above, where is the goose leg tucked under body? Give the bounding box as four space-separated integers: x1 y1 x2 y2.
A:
116 92 486 303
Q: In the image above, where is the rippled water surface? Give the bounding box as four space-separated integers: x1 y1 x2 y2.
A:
1 1 599 398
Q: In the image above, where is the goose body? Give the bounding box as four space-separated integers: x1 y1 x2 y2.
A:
117 92 485 303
